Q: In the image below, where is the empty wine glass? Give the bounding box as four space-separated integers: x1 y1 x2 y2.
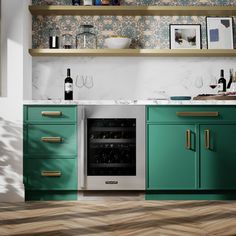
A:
84 75 94 89
194 76 203 89
75 75 85 88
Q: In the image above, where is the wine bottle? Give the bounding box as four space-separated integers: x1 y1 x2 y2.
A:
217 69 226 93
64 68 73 100
227 69 233 89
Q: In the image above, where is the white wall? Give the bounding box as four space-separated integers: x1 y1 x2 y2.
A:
0 0 31 202
33 57 236 100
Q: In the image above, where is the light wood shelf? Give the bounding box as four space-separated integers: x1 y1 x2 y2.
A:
29 5 236 16
28 49 236 57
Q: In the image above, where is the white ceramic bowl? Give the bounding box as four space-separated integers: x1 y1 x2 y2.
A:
105 37 131 49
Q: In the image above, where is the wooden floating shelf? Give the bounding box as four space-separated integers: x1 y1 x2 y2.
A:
29 5 236 16
29 49 236 57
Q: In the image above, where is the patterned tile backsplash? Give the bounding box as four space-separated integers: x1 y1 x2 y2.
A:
32 1 236 49
32 0 236 6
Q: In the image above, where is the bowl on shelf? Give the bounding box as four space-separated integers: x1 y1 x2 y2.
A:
105 36 131 49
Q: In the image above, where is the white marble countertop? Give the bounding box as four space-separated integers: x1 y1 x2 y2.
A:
23 99 236 105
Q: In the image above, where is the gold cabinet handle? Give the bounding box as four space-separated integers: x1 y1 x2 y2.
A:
41 137 63 143
204 129 210 150
41 111 62 117
186 129 191 150
176 112 219 117
41 171 61 177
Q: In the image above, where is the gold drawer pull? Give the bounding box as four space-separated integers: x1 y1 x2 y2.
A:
41 111 62 117
41 171 61 177
41 137 63 143
186 129 191 150
204 129 210 150
176 112 219 117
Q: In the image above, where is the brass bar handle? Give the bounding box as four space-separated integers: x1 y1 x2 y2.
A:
186 129 191 150
176 112 219 117
41 171 61 177
41 111 62 117
41 137 63 143
204 129 210 150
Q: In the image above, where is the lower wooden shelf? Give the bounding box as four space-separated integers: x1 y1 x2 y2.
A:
29 48 236 57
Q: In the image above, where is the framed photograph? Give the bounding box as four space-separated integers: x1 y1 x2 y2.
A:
169 24 202 49
206 17 234 49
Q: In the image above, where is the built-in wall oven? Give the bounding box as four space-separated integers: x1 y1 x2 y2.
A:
77 105 145 190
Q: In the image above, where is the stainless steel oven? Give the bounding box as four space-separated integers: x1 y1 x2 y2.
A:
77 105 145 190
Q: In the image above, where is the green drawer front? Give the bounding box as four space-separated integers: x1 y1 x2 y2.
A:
24 105 77 123
25 158 77 190
25 124 77 156
147 106 236 123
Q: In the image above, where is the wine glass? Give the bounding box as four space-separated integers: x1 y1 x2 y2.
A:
84 75 94 89
75 75 85 88
209 76 218 94
194 76 203 89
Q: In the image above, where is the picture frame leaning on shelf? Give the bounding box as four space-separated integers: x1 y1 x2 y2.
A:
206 17 234 49
169 24 202 50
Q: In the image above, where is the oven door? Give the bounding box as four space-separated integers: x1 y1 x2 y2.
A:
78 105 145 190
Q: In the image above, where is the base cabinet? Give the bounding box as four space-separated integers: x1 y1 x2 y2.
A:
148 124 197 190
200 124 236 190
23 105 78 201
147 106 236 200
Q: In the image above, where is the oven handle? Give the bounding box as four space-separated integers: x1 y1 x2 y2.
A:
80 106 86 189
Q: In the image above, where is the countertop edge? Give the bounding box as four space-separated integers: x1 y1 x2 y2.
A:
23 100 236 105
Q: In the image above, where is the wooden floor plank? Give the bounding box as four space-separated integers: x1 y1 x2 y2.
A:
0 201 236 236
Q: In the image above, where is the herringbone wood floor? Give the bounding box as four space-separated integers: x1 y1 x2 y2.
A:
1 201 236 236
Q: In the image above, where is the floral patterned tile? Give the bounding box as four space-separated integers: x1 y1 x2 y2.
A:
32 0 236 6
32 0 236 49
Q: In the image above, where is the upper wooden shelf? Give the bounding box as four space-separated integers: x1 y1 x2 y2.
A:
29 5 236 16
28 49 236 57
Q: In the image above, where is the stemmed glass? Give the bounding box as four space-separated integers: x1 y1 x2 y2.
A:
194 76 203 89
84 76 94 89
209 76 218 94
75 75 94 89
75 75 85 88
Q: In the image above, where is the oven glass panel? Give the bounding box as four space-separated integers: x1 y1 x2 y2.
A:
87 119 136 176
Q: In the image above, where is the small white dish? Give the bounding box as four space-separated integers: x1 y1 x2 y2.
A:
105 37 131 49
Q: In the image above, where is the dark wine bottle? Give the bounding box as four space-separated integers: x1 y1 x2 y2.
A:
64 68 73 100
218 69 226 93
227 69 233 89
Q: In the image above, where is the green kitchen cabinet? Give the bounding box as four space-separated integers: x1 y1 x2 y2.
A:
147 124 197 190
146 105 236 200
23 105 78 201
200 124 236 190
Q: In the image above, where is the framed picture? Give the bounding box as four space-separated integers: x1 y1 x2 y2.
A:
169 24 202 49
206 17 234 49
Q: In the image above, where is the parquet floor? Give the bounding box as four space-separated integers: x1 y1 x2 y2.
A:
1 201 236 236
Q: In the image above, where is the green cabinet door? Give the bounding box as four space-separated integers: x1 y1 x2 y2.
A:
147 124 197 190
200 124 236 190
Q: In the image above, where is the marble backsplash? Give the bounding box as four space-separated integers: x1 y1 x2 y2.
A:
32 57 236 100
